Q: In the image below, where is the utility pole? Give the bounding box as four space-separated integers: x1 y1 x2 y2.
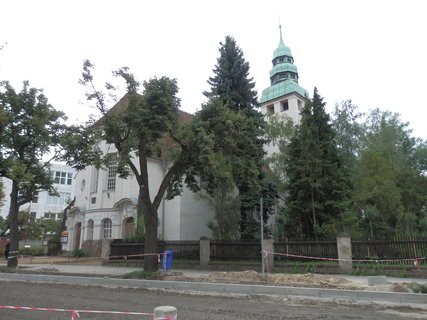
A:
260 197 264 275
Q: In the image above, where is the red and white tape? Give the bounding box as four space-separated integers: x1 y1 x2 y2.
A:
0 305 176 319
262 250 426 264
15 252 162 269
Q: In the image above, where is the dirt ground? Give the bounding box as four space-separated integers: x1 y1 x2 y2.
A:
17 256 419 293
3 281 425 320
164 270 414 293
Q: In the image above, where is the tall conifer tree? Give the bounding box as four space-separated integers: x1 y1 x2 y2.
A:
284 88 351 239
204 36 269 238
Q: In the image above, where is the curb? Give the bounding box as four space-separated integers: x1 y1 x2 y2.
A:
1 273 427 306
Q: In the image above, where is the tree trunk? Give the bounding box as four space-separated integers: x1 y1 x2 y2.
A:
7 181 19 268
140 190 158 272
310 187 317 240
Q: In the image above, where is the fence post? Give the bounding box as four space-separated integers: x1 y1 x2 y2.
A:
337 233 352 270
101 239 113 261
263 238 274 272
154 306 177 319
199 236 210 266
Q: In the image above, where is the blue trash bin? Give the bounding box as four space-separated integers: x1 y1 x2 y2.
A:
161 250 173 271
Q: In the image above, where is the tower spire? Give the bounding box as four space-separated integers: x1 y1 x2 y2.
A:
260 26 308 104
279 24 284 46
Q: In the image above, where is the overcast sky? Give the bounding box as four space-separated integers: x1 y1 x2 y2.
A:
1 0 426 140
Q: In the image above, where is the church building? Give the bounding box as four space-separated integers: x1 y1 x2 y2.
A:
65 26 307 251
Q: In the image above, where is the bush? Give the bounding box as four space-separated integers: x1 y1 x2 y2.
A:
408 283 427 294
20 246 45 256
123 270 164 280
69 248 86 258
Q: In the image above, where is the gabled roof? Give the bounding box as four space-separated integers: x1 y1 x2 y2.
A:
97 93 193 161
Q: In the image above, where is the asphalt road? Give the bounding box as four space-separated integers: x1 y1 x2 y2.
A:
1 282 426 320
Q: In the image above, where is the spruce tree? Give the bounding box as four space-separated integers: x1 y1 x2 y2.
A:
204 36 269 238
284 88 352 239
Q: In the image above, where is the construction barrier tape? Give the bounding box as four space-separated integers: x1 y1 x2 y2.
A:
15 252 162 270
262 250 426 264
0 305 158 319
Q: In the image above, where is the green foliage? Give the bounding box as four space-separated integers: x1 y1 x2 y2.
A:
203 36 269 238
0 215 7 236
352 109 427 238
80 60 194 272
130 216 145 242
20 245 44 256
0 179 5 208
204 36 259 113
331 100 365 175
0 80 94 267
0 81 64 201
283 88 352 240
408 283 427 294
69 248 86 258
122 270 163 279
18 211 62 240
196 153 241 240
264 113 296 184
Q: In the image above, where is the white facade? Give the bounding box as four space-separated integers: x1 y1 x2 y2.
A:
65 141 214 251
261 92 305 157
0 163 76 220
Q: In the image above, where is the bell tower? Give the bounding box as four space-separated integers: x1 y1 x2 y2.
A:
260 26 308 124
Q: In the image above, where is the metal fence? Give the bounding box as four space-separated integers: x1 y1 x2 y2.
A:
109 237 427 262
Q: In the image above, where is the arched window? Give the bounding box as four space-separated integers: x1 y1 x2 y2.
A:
87 219 94 240
102 218 112 239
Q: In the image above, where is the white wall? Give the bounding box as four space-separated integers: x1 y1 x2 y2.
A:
261 93 304 159
179 187 214 240
0 163 76 220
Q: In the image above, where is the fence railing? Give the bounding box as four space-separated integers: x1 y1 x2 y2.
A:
110 240 200 260
352 238 427 260
210 241 261 260
109 237 427 262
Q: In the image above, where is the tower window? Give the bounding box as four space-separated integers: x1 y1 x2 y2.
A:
266 104 274 114
280 100 289 112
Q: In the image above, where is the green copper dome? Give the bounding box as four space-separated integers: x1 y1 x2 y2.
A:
260 26 308 104
269 63 298 77
273 28 292 60
260 80 308 103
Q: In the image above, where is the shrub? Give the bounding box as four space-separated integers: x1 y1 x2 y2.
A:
409 283 427 294
20 246 45 256
123 270 163 280
69 248 86 258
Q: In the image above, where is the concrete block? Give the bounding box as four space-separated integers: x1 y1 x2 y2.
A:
367 276 388 286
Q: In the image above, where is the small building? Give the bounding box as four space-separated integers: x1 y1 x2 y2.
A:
0 163 76 220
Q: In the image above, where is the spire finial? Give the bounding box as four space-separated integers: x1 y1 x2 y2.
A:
278 23 284 46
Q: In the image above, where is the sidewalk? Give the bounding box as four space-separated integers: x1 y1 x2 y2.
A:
10 260 427 286
2 260 427 308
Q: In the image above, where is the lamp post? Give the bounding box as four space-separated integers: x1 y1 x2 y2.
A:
260 197 264 275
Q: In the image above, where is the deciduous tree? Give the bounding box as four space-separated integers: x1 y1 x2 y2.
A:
0 81 90 267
